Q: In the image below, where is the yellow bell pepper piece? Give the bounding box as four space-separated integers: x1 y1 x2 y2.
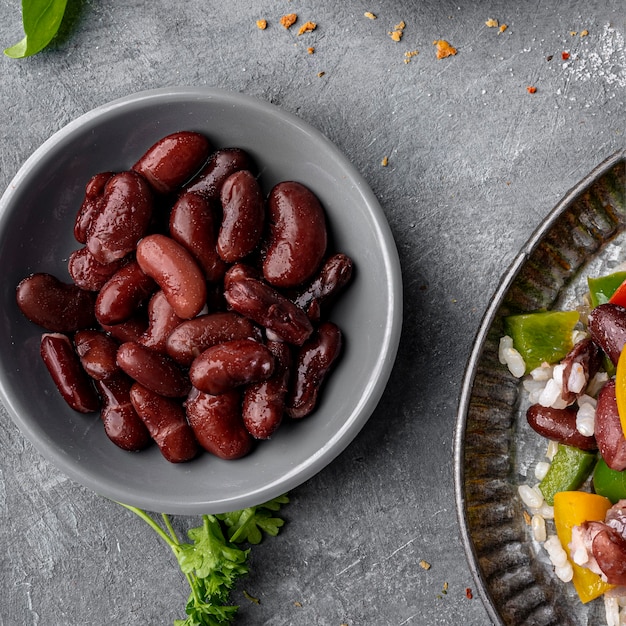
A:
615 346 626 438
553 491 615 603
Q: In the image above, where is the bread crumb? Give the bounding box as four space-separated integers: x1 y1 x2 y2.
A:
523 510 532 524
526 85 537 94
570 30 578 36
389 20 406 42
381 156 389 167
404 49 419 64
256 19 267 30
317 71 325 77
419 559 431 570
485 18 499 28
294 601 302 608
307 47 315 54
580 29 589 37
433 39 457 59
298 21 317 35
280 13 297 29
364 11 377 20
499 24 507 33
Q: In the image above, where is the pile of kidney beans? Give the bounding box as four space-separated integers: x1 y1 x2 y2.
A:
16 131 354 463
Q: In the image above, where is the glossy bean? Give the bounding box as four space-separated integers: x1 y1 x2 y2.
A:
138 290 184 353
16 273 97 332
588 303 626 366
294 253 354 322
166 312 261 366
129 383 199 463
526 404 597 450
74 329 120 380
184 147 256 200
592 527 626 585
96 374 152 451
169 192 227 282
287 322 342 419
100 314 148 344
185 388 252 459
117 341 191 398
132 131 211 195
263 181 327 288
40 333 100 413
559 337 602 404
86 171 154 264
242 340 292 439
217 170 265 262
224 267 313 345
74 171 114 244
189 338 274 395
95 261 156 326
68 247 126 291
136 234 207 319
595 380 626 471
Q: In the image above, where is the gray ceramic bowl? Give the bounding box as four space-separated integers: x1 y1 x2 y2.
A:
0 87 402 515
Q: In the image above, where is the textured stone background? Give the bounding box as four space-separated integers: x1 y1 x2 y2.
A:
0 1 624 624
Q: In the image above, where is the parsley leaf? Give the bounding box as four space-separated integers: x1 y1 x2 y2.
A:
217 495 289 545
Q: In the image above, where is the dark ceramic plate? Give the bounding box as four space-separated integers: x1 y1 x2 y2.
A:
455 151 626 626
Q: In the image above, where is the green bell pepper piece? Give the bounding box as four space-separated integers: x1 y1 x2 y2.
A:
588 271 626 308
539 444 597 506
593 458 626 504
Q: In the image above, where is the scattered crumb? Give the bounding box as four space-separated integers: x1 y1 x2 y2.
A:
442 581 449 595
419 559 431 570
298 21 317 35
526 85 537 94
243 590 260 604
433 39 457 59
499 24 508 33
404 49 419 64
580 29 589 37
523 510 532 524
570 30 578 36
546 54 553 61
317 71 325 77
364 11 377 20
307 46 315 54
466 587 473 599
562 51 570 60
485 18 499 28
389 21 406 42
256 19 267 30
280 13 297 29
294 601 302 608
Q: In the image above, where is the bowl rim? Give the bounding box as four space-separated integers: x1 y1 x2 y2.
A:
0 86 403 513
453 148 626 624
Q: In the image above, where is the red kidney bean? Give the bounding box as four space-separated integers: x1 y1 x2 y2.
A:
217 170 265 263
169 191 227 282
184 147 256 200
129 383 199 463
294 253 354 322
224 268 313 345
116 341 190 398
526 404 597 450
132 131 211 195
592 527 626 585
16 273 97 333
559 337 602 404
287 322 342 419
588 303 626 366
185 388 252 459
74 329 120 380
138 290 184 353
263 181 327 288
166 312 261 366
96 374 152 451
86 171 154 264
40 333 100 413
74 171 114 244
100 314 148 344
68 247 126 292
136 234 207 319
95 260 156 326
594 380 626 471
243 340 292 439
189 338 274 395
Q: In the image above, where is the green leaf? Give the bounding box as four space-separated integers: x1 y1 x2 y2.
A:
5 0 69 58
217 495 289 544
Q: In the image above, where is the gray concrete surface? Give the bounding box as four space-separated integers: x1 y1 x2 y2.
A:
1 1 624 625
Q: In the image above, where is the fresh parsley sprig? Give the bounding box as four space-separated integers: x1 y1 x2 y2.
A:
119 495 289 626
